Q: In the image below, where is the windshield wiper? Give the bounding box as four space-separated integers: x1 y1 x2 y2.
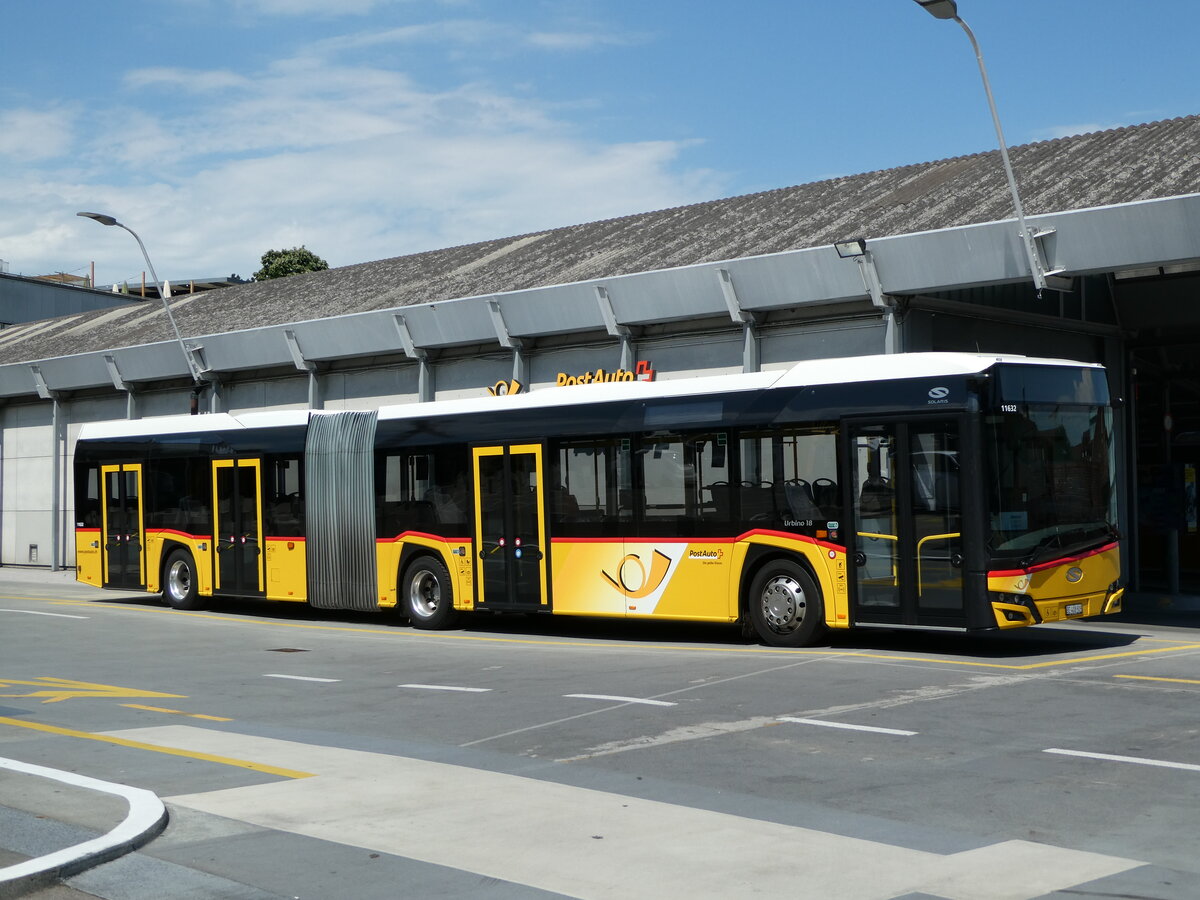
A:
1020 531 1065 569
1019 524 1118 569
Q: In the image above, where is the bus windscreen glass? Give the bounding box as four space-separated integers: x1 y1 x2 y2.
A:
985 404 1117 566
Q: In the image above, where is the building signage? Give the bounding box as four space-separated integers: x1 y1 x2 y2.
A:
487 379 523 397
557 360 656 386
485 360 656 396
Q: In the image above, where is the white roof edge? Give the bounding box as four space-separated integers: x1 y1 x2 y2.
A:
78 352 1101 440
78 409 309 441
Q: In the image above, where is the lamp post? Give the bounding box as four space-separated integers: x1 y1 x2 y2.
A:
77 212 204 386
912 0 1053 293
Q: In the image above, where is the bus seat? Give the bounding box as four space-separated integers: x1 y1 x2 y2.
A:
784 479 822 520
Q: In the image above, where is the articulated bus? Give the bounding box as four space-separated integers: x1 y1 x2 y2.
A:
74 352 1123 647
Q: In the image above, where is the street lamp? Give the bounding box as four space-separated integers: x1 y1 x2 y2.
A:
77 212 204 387
912 0 1056 294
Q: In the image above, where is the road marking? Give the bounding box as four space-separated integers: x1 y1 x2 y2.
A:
778 716 917 736
128 725 1140 900
0 608 88 618
264 674 340 683
0 677 185 704
39 598 1200 671
1045 747 1200 773
564 693 677 707
400 683 491 693
0 717 312 778
1114 674 1200 686
0 756 166 888
121 704 233 722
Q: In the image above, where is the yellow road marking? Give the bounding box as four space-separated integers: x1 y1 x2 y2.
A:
0 676 186 704
38 599 1200 670
122 704 233 721
0 716 312 778
1114 674 1200 686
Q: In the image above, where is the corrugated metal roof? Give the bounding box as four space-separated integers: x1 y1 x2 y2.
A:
5 115 1200 366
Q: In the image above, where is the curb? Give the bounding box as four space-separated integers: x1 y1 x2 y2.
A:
0 757 167 898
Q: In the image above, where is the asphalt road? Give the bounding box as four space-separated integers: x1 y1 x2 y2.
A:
2 570 1200 899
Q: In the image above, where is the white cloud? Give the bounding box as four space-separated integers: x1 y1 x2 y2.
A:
0 109 75 162
0 43 725 286
232 0 410 17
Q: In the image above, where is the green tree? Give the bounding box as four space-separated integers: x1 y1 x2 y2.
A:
253 246 329 281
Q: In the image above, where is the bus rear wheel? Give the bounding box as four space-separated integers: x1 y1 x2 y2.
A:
747 559 824 647
163 550 205 611
403 556 458 629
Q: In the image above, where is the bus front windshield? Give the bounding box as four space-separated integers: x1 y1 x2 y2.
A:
985 404 1117 567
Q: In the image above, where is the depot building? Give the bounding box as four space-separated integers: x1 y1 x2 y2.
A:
3 115 1200 596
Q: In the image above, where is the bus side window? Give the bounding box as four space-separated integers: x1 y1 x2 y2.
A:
76 464 101 527
376 448 468 537
552 439 625 536
740 428 838 526
264 456 304 536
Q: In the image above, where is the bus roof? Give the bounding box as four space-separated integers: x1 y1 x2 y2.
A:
77 352 1101 441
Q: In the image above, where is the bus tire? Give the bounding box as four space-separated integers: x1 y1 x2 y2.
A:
747 558 825 647
403 556 458 629
163 550 205 611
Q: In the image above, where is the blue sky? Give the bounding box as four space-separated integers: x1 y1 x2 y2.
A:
2 0 1197 288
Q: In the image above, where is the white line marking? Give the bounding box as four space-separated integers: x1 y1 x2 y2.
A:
777 717 917 736
0 755 165 888
0 608 88 619
564 693 677 707
400 683 491 693
1045 747 1200 773
263 674 341 683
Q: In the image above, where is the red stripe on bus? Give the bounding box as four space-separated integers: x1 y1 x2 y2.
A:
549 530 845 553
147 528 212 541
75 528 100 533
989 541 1119 578
376 532 472 544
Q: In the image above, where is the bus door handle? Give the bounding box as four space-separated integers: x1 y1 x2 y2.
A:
951 552 963 568
853 552 867 567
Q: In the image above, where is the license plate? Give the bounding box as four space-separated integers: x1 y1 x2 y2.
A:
1065 602 1084 616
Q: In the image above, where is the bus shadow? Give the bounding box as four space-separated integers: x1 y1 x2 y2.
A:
85 595 1145 658
823 625 1141 659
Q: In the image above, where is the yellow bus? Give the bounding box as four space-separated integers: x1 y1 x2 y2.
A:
74 352 1123 646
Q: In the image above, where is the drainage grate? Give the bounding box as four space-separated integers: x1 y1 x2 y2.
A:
266 648 310 653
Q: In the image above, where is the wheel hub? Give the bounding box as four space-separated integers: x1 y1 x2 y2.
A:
762 575 805 632
411 571 441 616
168 561 190 601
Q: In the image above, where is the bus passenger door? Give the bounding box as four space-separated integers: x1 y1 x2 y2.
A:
101 464 145 589
847 419 967 628
472 444 547 611
212 459 265 595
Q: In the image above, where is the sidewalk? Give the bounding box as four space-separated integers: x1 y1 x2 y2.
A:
0 759 166 899
0 568 166 897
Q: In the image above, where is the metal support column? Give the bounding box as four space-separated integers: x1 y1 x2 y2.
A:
103 354 138 420
394 314 434 402
30 366 61 571
487 299 527 388
717 269 760 373
284 329 322 410
595 286 634 372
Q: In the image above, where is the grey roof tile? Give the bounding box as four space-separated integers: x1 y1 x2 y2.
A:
6 115 1200 366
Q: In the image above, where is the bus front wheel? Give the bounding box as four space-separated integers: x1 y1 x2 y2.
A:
747 559 825 647
163 550 205 611
403 556 458 629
